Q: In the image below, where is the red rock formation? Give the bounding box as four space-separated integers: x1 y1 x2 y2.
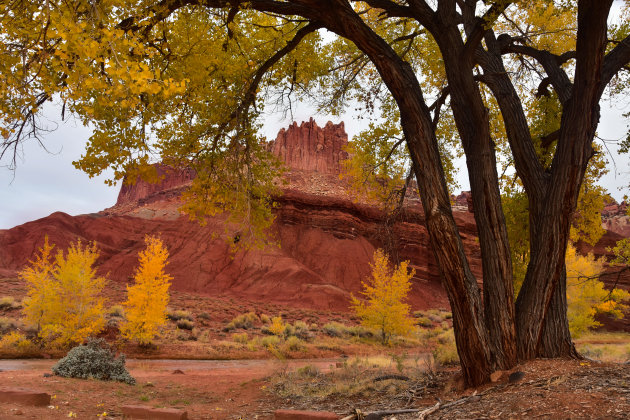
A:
116 164 195 207
454 191 473 213
0 120 488 312
601 200 630 237
268 118 349 174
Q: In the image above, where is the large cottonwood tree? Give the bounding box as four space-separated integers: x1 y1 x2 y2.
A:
2 0 630 385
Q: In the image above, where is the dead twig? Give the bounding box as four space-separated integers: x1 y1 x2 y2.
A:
417 401 441 419
373 374 410 382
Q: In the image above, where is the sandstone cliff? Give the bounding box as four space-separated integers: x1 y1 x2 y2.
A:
0 120 464 311
1 119 627 315
268 118 349 175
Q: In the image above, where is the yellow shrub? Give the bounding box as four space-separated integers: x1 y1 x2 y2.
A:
268 316 286 336
0 332 34 351
232 332 249 344
566 244 630 338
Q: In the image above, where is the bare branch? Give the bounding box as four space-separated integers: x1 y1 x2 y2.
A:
463 1 512 61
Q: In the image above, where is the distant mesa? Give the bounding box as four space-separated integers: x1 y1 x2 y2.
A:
1 120 628 318
267 118 349 175
116 164 196 207
115 119 349 209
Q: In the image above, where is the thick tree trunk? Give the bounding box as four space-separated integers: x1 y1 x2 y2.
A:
434 24 517 371
515 0 611 359
321 1 493 385
538 270 578 358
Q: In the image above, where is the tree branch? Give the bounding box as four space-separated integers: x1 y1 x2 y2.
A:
477 31 547 196
500 40 573 103
204 21 323 153
358 0 415 19
463 1 512 61
600 33 630 98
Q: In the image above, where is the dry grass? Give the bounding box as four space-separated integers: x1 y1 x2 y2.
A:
575 331 630 362
270 353 438 408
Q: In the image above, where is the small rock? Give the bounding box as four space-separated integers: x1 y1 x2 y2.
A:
11 408 23 416
508 371 525 383
172 369 185 375
43 373 53 378
490 370 504 383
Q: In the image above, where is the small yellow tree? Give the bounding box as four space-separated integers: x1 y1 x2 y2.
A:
20 238 106 347
20 236 55 335
120 236 172 346
351 249 415 345
566 244 629 338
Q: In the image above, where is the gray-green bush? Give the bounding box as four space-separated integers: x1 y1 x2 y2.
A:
52 339 135 385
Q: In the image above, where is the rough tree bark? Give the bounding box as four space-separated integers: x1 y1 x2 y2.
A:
318 0 495 385
431 3 517 371
515 0 612 359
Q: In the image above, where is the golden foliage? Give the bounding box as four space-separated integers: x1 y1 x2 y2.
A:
351 249 415 345
268 316 286 336
120 236 172 345
20 237 106 347
566 244 629 338
610 237 630 266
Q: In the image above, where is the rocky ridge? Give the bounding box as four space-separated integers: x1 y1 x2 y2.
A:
0 120 628 314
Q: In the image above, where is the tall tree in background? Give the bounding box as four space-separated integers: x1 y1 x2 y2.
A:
121 235 172 346
20 239 106 347
351 249 415 345
3 1 630 385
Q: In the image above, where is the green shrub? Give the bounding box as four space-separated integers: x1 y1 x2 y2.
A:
176 330 191 341
0 296 20 310
260 314 271 324
261 335 280 349
579 345 603 359
288 321 313 341
52 339 135 385
232 332 249 344
348 325 374 338
296 364 319 377
108 305 125 318
283 336 305 352
428 314 443 324
433 329 459 366
176 319 194 330
197 312 211 320
322 321 349 338
224 312 259 331
167 309 193 322
0 317 20 334
196 329 211 343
